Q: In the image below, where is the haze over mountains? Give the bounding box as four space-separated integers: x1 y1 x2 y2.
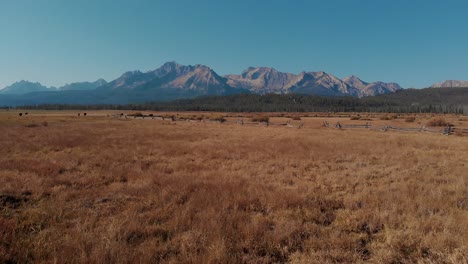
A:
0 79 108 95
431 80 468 88
0 81 51 95
59 79 107 91
0 61 465 106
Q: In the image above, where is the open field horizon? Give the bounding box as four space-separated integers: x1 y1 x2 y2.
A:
1 111 467 263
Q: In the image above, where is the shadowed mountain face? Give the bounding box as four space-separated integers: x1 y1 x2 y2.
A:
431 80 468 88
59 79 108 91
227 67 402 97
0 62 404 106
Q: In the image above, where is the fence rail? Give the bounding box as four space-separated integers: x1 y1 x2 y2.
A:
328 122 466 135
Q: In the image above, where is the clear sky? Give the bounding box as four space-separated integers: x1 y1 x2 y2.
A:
1 0 467 89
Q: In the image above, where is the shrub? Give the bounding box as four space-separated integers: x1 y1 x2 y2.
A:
210 115 226 123
128 112 143 117
380 114 398 120
350 116 361 120
251 116 269 123
426 117 449 127
292 116 302 121
24 123 40 128
162 114 175 119
405 117 416 122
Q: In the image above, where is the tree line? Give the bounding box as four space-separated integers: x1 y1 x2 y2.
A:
11 91 467 114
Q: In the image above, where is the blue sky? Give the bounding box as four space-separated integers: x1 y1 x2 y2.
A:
1 0 467 89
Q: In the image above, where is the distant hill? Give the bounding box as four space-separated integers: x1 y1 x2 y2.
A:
0 81 55 95
430 80 468 88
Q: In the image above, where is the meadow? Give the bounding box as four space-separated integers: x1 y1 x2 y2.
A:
0 110 467 263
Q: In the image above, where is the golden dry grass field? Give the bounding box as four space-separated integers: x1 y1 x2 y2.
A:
1 110 467 263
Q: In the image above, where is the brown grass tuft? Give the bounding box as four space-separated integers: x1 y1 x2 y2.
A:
128 112 143 117
426 117 449 127
251 116 270 123
209 115 226 123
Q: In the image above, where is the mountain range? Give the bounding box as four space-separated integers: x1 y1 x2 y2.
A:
0 61 464 106
225 67 403 97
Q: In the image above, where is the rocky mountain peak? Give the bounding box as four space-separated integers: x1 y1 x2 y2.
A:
94 79 107 86
343 75 368 89
121 70 143 78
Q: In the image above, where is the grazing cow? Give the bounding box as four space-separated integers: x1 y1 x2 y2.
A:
19 113 23 117
78 113 80 116
83 113 87 116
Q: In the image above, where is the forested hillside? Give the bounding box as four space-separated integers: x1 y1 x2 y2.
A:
14 87 468 114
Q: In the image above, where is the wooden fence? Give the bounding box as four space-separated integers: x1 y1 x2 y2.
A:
111 115 467 135
112 115 304 128
327 121 468 136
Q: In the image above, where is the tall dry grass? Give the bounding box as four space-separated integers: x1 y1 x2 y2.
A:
0 112 467 263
